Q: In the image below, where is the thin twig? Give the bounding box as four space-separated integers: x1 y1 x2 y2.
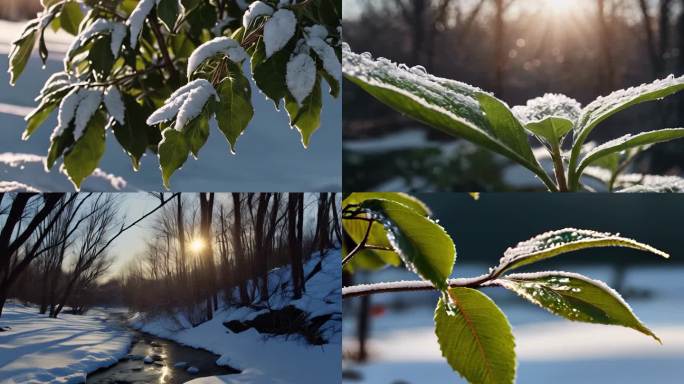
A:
342 275 503 299
342 220 373 266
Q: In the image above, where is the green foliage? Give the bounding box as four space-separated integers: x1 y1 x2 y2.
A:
342 193 670 384
343 44 684 192
10 0 341 190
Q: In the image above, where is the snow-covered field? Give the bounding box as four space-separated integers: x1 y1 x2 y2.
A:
0 302 132 384
130 250 342 384
343 265 684 383
0 21 342 192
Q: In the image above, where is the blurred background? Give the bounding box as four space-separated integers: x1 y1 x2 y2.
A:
342 193 684 383
0 0 342 192
343 0 684 192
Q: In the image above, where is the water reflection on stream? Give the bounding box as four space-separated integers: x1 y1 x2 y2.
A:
88 315 238 384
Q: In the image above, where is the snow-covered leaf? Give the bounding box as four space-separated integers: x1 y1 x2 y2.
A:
497 228 669 275
216 61 254 153
146 79 218 132
111 95 150 171
435 287 516 384
73 89 103 139
307 36 341 81
127 0 155 49
616 174 684 193
242 1 274 29
63 110 107 190
184 104 212 158
187 37 247 79
252 38 290 108
103 86 125 125
498 271 660 342
286 53 317 105
285 77 322 148
8 30 38 85
24 100 58 140
264 9 296 58
59 1 84 36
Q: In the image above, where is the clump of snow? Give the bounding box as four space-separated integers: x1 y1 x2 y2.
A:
0 180 40 192
103 86 125 124
264 9 296 58
286 52 316 105
242 1 274 29
187 37 247 78
342 43 490 132
73 89 103 138
512 93 582 125
146 79 218 131
0 303 132 383
127 0 156 49
617 174 684 193
305 24 328 40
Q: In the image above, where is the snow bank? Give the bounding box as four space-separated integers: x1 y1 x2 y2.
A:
0 302 132 384
129 249 342 384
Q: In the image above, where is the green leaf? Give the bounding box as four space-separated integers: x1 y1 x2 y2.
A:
9 30 38 85
63 111 107 190
216 61 254 153
343 45 556 190
183 106 211 158
252 39 290 109
524 116 574 145
569 75 684 187
157 0 181 31
497 228 669 274
320 69 340 98
111 96 150 170
343 216 400 269
59 1 84 35
285 78 322 148
158 128 190 189
498 272 660 342
89 35 115 79
435 287 516 384
344 192 431 216
575 128 684 184
360 198 455 289
46 130 75 170
23 101 57 140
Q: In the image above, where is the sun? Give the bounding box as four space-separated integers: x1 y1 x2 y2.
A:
189 238 205 253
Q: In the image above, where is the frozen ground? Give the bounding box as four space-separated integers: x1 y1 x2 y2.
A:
343 265 684 384
0 302 132 384
130 250 342 384
0 21 341 192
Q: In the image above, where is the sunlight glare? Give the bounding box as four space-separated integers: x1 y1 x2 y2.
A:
544 0 579 14
189 238 205 253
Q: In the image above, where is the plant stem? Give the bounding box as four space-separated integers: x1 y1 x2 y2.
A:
341 220 374 266
550 142 568 192
149 13 179 81
342 275 503 299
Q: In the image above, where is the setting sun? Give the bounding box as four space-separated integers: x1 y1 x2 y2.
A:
189 238 205 253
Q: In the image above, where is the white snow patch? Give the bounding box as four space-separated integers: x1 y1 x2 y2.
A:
512 93 582 125
187 37 247 78
54 86 81 139
242 1 274 29
146 79 217 131
104 86 125 124
73 89 103 139
127 0 155 49
66 19 126 58
0 181 40 192
264 9 296 58
307 36 340 80
286 53 317 105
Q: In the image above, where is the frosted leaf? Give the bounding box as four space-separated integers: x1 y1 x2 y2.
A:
37 72 72 101
186 37 247 78
146 79 217 132
617 174 684 193
127 0 155 49
512 93 582 125
342 43 489 130
73 89 103 139
305 24 329 39
104 86 125 125
242 1 273 29
286 53 316 105
67 19 126 59
264 9 296 58
54 87 81 139
578 74 684 132
307 37 340 80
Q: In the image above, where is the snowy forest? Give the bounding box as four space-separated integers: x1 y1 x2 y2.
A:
0 192 342 383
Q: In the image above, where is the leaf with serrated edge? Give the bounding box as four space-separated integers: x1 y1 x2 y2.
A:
435 287 516 384
344 192 432 216
360 198 455 290
497 228 669 274
498 271 660 342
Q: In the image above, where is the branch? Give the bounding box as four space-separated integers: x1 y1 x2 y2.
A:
341 220 373 266
148 12 179 80
342 274 503 299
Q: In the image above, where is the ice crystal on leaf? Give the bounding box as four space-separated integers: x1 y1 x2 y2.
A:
512 93 582 125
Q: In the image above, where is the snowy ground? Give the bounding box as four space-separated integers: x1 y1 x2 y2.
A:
0 302 132 384
343 265 684 384
130 250 342 384
0 21 341 192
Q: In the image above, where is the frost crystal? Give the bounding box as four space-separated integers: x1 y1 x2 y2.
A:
264 9 296 58
286 53 317 105
127 0 156 49
342 43 489 131
187 37 247 78
242 1 274 29
512 93 582 125
146 79 218 132
104 86 125 125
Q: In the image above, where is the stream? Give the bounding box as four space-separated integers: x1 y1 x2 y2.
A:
87 313 239 384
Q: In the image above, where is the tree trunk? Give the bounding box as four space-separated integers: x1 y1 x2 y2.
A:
199 193 215 321
232 194 250 305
